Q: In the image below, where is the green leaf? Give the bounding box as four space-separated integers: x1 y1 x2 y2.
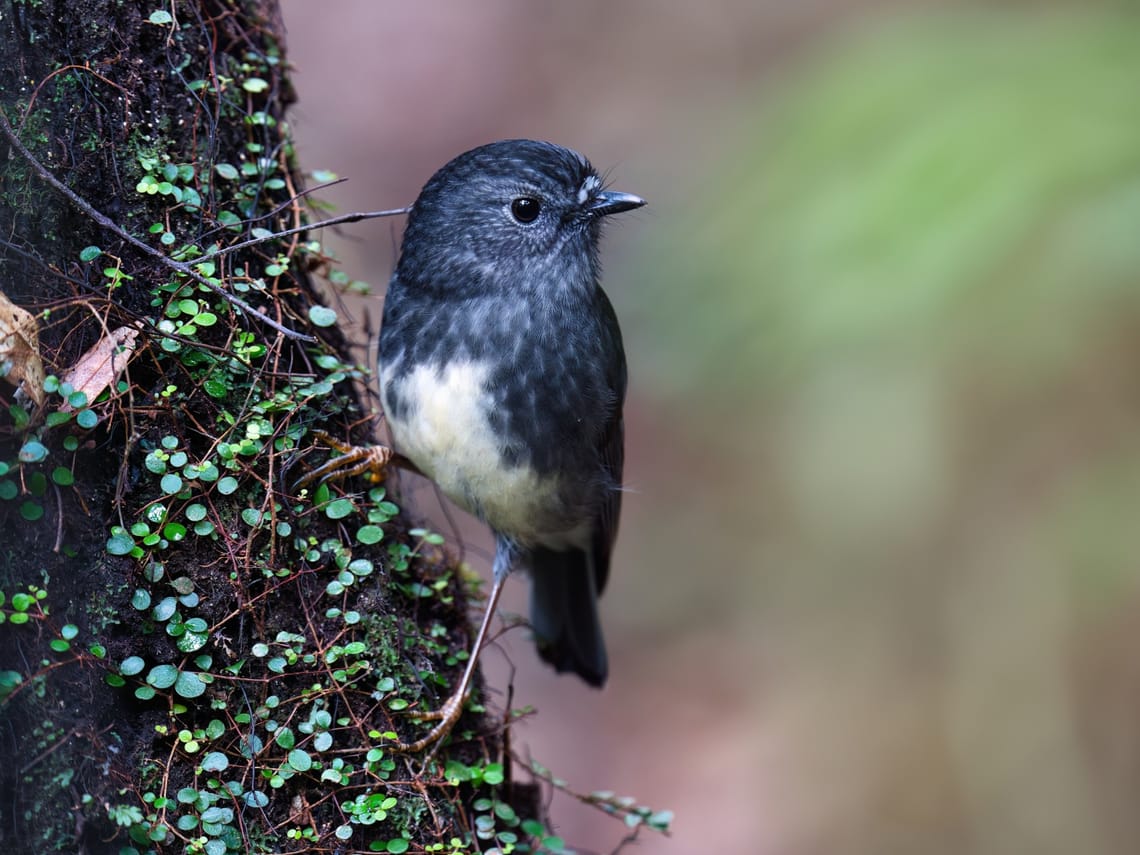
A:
243 789 268 808
203 378 227 399
79 245 102 262
106 530 135 556
147 664 179 689
324 497 354 520
214 163 238 180
200 806 232 824
356 524 383 545
287 748 312 772
120 656 146 676
163 522 187 541
176 625 208 653
493 801 516 822
0 671 22 702
348 559 374 577
195 461 220 482
153 596 177 621
148 10 173 25
242 77 269 93
482 763 504 785
308 305 337 327
76 409 98 429
18 440 48 463
175 671 206 698
144 451 167 474
201 751 229 772
51 466 75 486
8 404 29 430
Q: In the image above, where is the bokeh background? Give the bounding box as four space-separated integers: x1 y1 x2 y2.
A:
277 2 1140 853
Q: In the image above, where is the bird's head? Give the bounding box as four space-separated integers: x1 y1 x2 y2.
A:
396 139 644 298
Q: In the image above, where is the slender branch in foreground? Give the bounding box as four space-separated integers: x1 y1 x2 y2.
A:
0 106 314 341
200 206 411 263
0 107 408 343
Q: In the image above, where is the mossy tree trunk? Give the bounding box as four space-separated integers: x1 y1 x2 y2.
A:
0 3 524 853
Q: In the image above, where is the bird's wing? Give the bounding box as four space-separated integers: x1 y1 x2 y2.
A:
592 409 623 597
591 289 626 598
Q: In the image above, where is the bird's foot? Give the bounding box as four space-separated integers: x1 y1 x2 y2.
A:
293 430 393 490
391 691 468 760
390 566 508 766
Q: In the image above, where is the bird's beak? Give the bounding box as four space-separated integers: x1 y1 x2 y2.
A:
587 190 646 218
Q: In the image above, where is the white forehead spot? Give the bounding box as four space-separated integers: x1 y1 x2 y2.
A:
578 174 601 205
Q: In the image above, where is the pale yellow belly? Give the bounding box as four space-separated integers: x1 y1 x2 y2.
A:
382 359 577 546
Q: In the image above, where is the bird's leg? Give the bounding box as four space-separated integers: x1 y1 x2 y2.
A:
392 570 507 758
293 430 395 490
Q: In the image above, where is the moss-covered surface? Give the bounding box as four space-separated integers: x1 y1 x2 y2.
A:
0 2 554 852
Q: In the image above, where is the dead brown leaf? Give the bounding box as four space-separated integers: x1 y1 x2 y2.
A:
0 292 46 407
60 324 141 411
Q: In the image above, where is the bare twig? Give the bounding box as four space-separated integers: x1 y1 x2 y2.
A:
200 205 410 263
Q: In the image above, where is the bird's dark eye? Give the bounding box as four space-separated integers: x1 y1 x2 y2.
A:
510 197 542 224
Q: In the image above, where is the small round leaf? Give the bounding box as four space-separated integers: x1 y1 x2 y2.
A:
308 305 337 327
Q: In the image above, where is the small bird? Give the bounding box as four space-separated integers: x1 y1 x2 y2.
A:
303 139 643 751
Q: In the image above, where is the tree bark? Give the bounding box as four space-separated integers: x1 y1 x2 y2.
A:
0 3 525 852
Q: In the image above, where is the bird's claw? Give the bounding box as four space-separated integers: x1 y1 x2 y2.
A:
293 430 394 490
391 692 468 757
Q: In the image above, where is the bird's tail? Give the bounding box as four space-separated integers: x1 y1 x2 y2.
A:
528 547 608 687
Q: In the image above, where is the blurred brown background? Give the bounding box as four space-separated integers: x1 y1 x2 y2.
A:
278 2 1140 852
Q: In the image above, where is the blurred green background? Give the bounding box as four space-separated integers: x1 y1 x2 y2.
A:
280 2 1140 852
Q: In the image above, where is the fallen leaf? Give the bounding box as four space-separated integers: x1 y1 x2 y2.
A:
61 324 141 411
0 292 45 407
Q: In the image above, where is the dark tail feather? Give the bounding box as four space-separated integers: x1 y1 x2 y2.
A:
528 547 608 687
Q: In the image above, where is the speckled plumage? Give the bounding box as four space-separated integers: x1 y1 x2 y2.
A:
378 140 642 686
